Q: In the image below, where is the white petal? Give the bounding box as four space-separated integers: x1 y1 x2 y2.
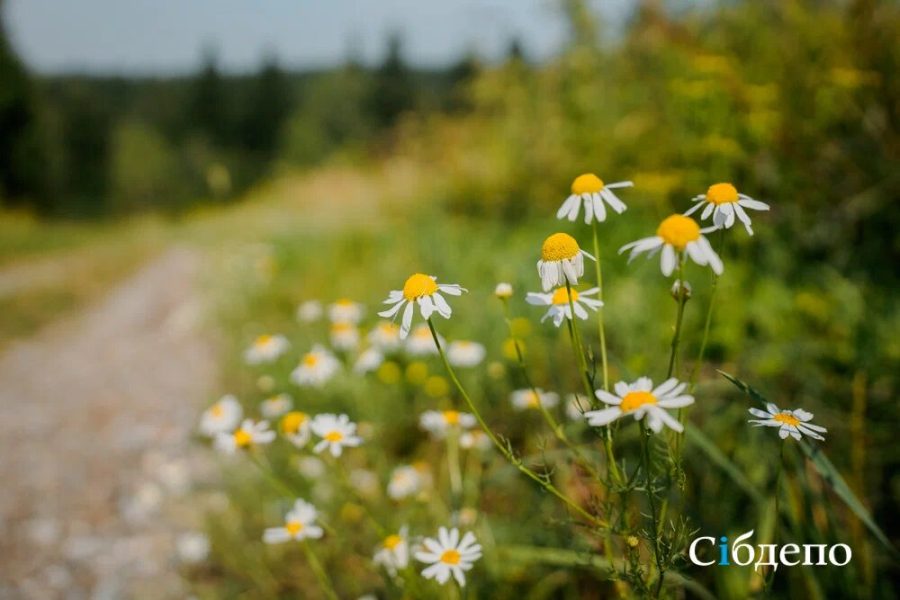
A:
585 407 622 427
660 244 676 276
557 195 579 220
595 390 621 405
400 302 415 338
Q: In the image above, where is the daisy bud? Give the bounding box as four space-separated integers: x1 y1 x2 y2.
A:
494 282 513 299
670 279 692 302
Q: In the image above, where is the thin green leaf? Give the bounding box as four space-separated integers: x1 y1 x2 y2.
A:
683 423 765 505
719 370 898 558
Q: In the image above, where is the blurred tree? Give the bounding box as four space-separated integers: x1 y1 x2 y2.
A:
109 119 183 213
0 0 50 209
188 47 230 145
367 32 415 129
282 63 372 166
241 53 295 161
445 51 480 113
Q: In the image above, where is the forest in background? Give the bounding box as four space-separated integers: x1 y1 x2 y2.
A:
1 10 488 217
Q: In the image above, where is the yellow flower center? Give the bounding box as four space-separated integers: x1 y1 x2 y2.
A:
403 273 439 301
620 391 658 413
302 353 319 367
324 430 344 442
332 322 354 333
550 287 579 305
335 298 354 307
413 326 431 339
571 173 605 195
233 429 253 447
280 411 308 434
526 391 541 407
656 215 701 250
443 410 460 425
210 403 224 417
440 549 462 565
286 520 304 535
255 334 273 347
541 233 580 261
706 182 739 205
773 412 800 427
383 534 403 550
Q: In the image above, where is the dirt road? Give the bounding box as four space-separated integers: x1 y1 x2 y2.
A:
0 248 217 599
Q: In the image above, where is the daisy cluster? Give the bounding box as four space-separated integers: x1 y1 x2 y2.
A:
194 170 837 596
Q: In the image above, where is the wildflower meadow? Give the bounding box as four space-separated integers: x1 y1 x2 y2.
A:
189 174 896 598
2 1 898 599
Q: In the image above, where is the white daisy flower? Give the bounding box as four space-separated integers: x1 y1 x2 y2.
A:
296 300 323 322
368 321 402 352
685 183 770 235
459 429 492 451
557 173 632 224
378 273 467 339
263 499 324 544
290 345 340 387
447 341 486 368
406 324 443 356
494 282 513 299
585 377 694 433
261 393 293 418
310 413 363 457
328 298 364 324
374 527 410 576
330 321 360 351
243 334 290 365
510 388 560 411
537 233 595 291
279 411 312 448
415 527 482 587
214 419 275 454
387 465 425 500
619 214 723 277
748 403 826 441
199 394 243 437
526 286 603 327
565 393 592 420
354 347 384 374
419 410 477 438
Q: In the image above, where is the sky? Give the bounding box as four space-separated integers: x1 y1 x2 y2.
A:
3 0 633 75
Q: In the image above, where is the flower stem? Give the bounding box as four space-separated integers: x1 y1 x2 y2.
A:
591 220 610 392
639 421 665 598
500 298 601 481
688 230 725 390
667 257 687 380
302 540 340 600
426 318 607 528
563 281 624 486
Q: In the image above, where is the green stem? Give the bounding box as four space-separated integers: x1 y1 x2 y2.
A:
640 422 665 598
687 229 725 390
666 256 687 380
765 442 786 591
500 298 602 481
302 541 340 600
563 285 623 486
591 220 610 392
426 318 607 528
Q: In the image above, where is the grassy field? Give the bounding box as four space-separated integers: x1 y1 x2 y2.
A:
173 158 897 598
